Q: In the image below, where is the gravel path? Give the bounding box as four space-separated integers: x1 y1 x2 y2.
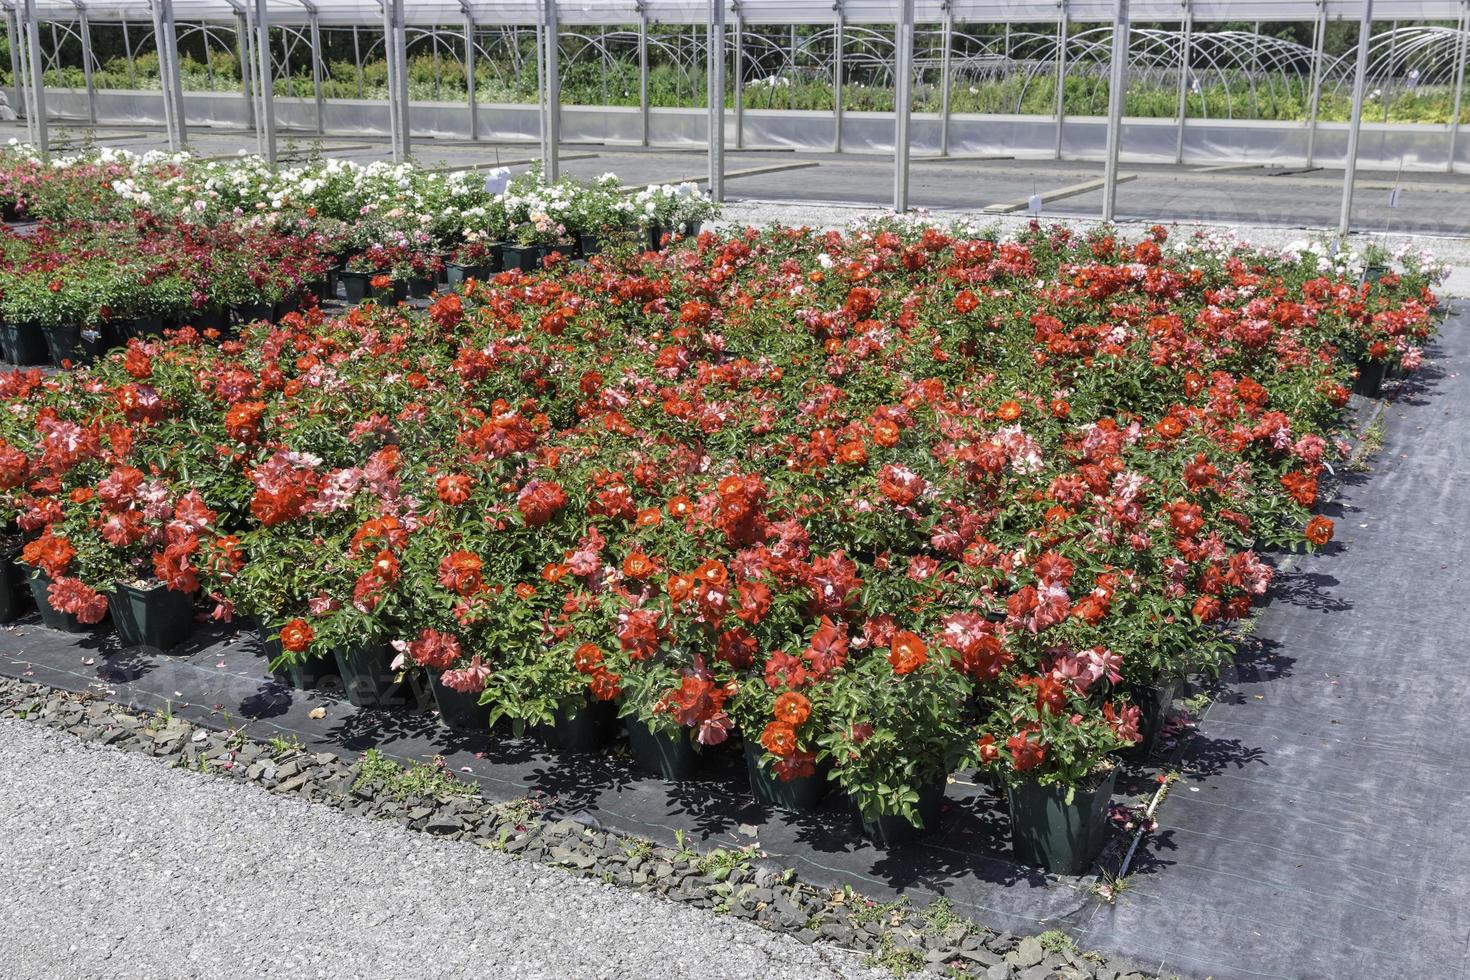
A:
0 717 889 980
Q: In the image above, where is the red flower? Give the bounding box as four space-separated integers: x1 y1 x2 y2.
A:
759 721 799 757
408 628 462 671
46 576 108 624
436 473 473 505
516 479 568 527
773 691 811 726
888 630 928 675
1006 731 1047 772
279 618 314 653
438 551 485 596
1304 515 1334 547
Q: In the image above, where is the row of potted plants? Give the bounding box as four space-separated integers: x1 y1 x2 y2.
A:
0 220 1442 874
0 144 718 262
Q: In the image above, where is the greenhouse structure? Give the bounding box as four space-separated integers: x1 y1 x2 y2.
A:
3 1 1467 232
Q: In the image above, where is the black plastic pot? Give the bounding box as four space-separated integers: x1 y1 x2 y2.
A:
625 717 701 780
313 267 340 303
1354 358 1388 398
108 581 195 651
577 234 602 259
743 741 831 812
25 569 100 633
445 262 492 287
1007 768 1117 875
232 300 273 326
272 294 301 322
333 643 401 708
0 321 50 365
39 322 113 367
1121 676 1182 759
647 221 701 252
114 315 168 342
0 545 31 623
1 200 22 222
851 777 946 847
341 270 373 304
501 243 549 272
180 306 229 335
407 276 436 299
1362 264 1391 285
428 670 491 730
536 697 617 752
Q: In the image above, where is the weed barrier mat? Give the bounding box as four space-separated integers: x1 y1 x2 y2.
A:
1073 302 1470 980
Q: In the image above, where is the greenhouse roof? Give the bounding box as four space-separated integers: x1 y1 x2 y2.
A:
5 0 1466 28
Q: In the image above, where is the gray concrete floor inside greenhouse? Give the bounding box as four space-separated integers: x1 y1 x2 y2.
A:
11 120 1470 240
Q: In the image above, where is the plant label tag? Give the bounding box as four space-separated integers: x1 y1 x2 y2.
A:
483 167 511 194
1388 188 1401 209
1027 194 1043 215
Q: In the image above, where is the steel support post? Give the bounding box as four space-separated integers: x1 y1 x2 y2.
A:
707 0 725 201
1447 0 1468 171
1174 3 1192 165
1101 0 1129 222
23 0 47 153
77 5 97 126
833 5 844 152
893 0 914 211
309 11 324 135
1338 0 1375 239
1305 0 1327 166
543 0 560 180
1054 1 1068 159
733 8 744 150
637 5 649 146
462 6 478 140
939 7 953 157
236 11 255 130
254 0 276 164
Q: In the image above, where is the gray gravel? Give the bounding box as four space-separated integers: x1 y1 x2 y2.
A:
0 717 889 980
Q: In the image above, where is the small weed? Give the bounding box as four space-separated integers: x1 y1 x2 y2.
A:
495 797 538 827
865 934 924 977
852 895 908 927
267 733 304 758
1094 868 1134 903
920 896 965 933
621 837 654 861
1347 414 1387 471
673 828 698 863
353 749 473 801
1182 690 1214 714
1037 929 1076 955
696 846 747 881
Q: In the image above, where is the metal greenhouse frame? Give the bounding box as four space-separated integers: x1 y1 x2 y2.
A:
3 0 1467 236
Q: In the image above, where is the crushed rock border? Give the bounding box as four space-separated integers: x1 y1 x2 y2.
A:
0 674 1168 980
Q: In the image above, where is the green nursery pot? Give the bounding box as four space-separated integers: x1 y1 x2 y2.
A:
108 581 195 652
535 697 617 753
625 717 701 780
851 777 946 848
428 670 492 731
333 644 401 709
743 741 832 813
1007 768 1117 876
